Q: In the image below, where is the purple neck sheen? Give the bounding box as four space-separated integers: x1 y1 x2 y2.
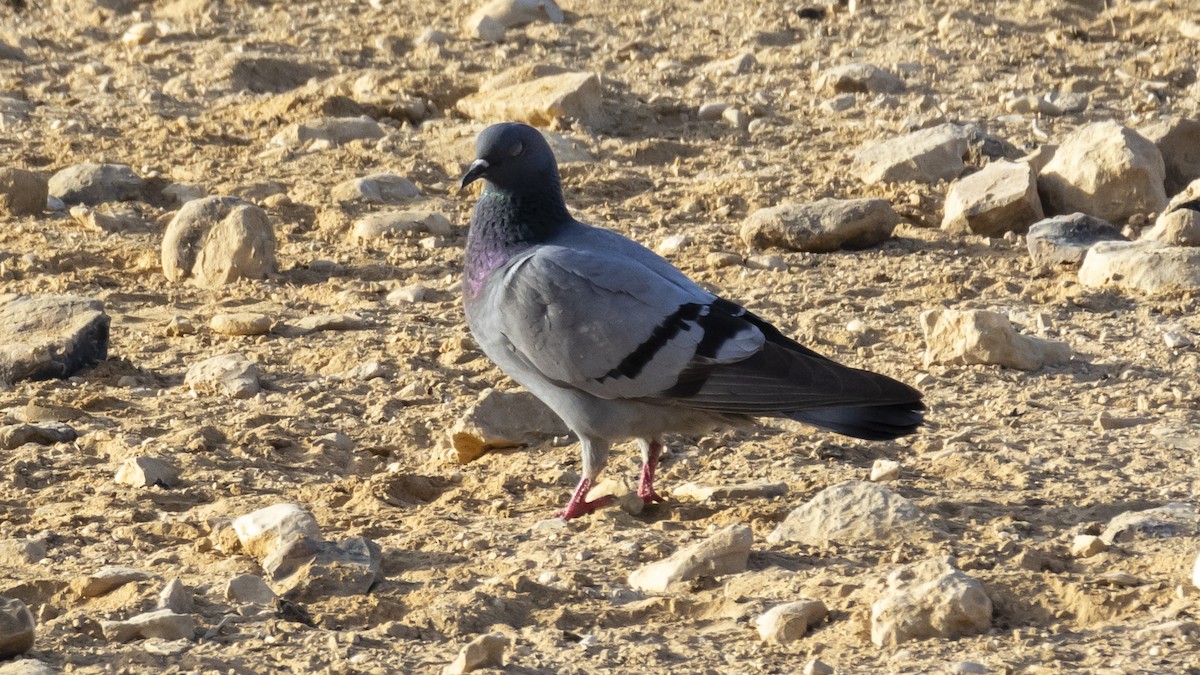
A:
464 177 571 298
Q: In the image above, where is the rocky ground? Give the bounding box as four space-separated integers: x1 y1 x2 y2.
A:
2 0 1200 672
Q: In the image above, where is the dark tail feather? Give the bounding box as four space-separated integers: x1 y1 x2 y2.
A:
786 401 925 441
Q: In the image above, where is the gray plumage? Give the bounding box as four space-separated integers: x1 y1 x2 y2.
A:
460 122 924 518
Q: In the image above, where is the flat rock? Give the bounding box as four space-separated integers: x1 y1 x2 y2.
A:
942 160 1044 236
210 312 272 336
99 609 195 643
350 211 454 244
920 308 1071 371
0 295 109 385
1100 503 1200 545
293 313 366 333
184 352 260 399
741 198 901 252
161 196 276 288
331 174 420 204
0 660 53 675
816 63 904 95
1026 213 1126 266
225 574 276 605
457 71 609 129
450 388 571 463
755 599 827 644
853 123 970 185
870 557 992 648
0 168 47 216
1141 188 1200 246
1038 121 1167 224
115 456 180 488
0 539 46 566
262 536 382 601
1139 116 1200 194
157 579 193 613
0 423 78 450
47 163 144 206
0 597 34 658
466 0 562 31
672 481 788 502
1079 241 1200 295
768 481 940 545
269 116 385 149
628 524 752 593
73 566 152 598
233 503 323 560
443 631 511 674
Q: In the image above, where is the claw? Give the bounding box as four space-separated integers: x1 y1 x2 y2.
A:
556 478 613 520
637 440 666 506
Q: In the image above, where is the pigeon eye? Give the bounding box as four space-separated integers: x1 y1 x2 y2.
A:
510 143 524 157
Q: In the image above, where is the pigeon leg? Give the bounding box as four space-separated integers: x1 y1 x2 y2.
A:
637 439 666 504
556 437 612 520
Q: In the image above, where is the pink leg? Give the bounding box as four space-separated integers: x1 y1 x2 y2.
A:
556 477 614 520
638 441 665 504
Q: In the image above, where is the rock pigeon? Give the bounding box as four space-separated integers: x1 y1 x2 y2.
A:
460 122 925 519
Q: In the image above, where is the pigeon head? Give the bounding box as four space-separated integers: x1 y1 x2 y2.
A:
460 123 559 193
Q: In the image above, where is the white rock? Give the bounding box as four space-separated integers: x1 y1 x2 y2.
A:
262 536 381 601
184 352 260 399
951 662 990 674
294 313 366 332
1139 117 1200 194
816 63 905 95
468 15 505 42
115 456 180 488
161 196 276 288
852 123 969 185
671 481 787 502
100 609 195 643
0 659 55 675
210 312 272 336
457 70 608 129
73 566 152 598
331 174 420 204
1100 503 1200 545
0 597 34 658
870 459 901 482
232 503 322 560
742 198 900 252
1071 534 1107 558
466 0 562 30
121 21 158 45
870 557 992 648
703 53 756 76
269 116 385 149
1141 192 1200 246
768 481 939 545
48 163 144 206
0 539 46 566
1038 121 1167 224
350 211 453 243
628 525 753 593
656 234 691 256
804 659 835 675
450 388 571 464
157 579 193 613
698 102 730 121
1164 330 1194 349
1079 241 1200 295
387 284 428 304
1026 213 1126 267
754 599 827 644
443 631 511 674
920 309 1070 371
225 574 276 604
942 161 1043 236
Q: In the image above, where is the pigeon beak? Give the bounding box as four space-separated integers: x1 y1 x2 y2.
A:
459 159 490 190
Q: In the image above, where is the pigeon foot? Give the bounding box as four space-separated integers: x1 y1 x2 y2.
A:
637 440 666 505
556 478 613 520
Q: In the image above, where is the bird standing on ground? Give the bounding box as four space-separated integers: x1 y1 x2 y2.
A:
459 122 925 520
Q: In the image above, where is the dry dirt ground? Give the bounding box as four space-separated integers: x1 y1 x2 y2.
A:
2 0 1200 672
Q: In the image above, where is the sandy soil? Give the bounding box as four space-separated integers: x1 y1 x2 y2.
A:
2 0 1200 672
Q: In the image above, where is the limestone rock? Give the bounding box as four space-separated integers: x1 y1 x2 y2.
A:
942 161 1044 236
920 309 1071 371
628 524 752 593
294 313 366 332
0 168 47 216
1079 241 1200 295
1141 193 1200 246
225 574 276 605
457 71 609 129
671 481 787 502
350 211 453 244
73 566 152 598
870 459 901 482
443 632 511 674
1071 534 1107 558
870 557 992 648
233 503 322 560
262 536 382 601
331 174 420 204
184 352 260 399
100 609 195 642
0 539 46 566
768 481 940 545
115 456 180 488
48 163 144 206
0 660 54 675
450 388 570 463
0 295 109 385
157 579 193 613
161 196 276 288
741 198 901 252
0 423 77 450
269 116 385 149
1100 503 1200 545
466 0 563 32
1140 117 1200 194
210 312 272 336
852 124 970 185
1026 213 1126 266
755 599 827 644
0 597 34 658
1038 121 1167 223
816 63 905 95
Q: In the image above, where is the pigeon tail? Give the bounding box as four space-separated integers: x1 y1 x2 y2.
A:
783 401 925 441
